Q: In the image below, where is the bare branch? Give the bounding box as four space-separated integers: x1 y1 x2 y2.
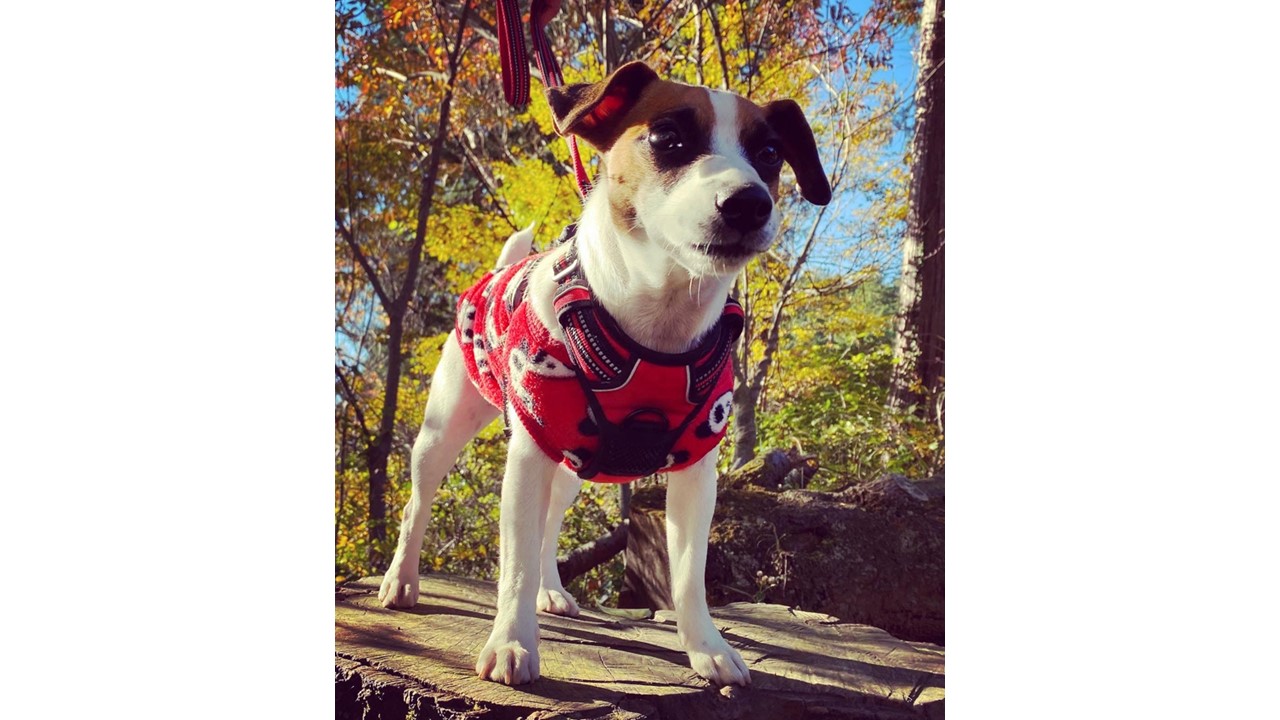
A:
455 132 519 233
693 1 705 85
336 213 393 312
749 203 830 393
369 66 407 83
556 520 630 586
396 0 473 314
365 65 451 84
701 0 732 91
335 365 375 443
338 121 394 312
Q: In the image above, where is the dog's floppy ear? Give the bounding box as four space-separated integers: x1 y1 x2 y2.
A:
763 100 832 206
547 61 659 150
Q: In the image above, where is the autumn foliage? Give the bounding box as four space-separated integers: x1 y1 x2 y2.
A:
335 0 941 602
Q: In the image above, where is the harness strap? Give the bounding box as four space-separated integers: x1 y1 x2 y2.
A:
548 233 745 479
495 0 529 107
495 0 593 198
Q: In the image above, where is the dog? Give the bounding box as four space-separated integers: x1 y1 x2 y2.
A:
378 60 831 687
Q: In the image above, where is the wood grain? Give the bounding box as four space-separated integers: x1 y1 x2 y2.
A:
336 574 944 719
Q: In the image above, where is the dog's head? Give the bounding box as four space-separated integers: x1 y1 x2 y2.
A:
548 61 831 278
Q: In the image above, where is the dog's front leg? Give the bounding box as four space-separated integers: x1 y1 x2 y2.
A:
476 413 557 685
537 469 583 616
666 448 751 686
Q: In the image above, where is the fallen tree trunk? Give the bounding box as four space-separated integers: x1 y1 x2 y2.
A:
555 518 629 586
720 446 818 491
622 473 944 644
336 574 944 719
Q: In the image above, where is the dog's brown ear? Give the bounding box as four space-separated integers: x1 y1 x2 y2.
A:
547 61 659 150
763 100 832 205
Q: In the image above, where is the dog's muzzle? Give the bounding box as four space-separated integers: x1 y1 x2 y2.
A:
715 185 773 233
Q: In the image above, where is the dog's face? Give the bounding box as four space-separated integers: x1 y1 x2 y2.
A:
548 62 831 278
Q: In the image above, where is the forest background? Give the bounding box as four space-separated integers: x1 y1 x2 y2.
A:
335 0 945 604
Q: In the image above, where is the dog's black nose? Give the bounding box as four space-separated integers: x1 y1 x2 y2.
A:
716 185 773 233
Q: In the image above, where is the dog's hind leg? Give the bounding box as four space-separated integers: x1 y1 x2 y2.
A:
476 414 559 685
666 448 752 686
379 334 500 609
536 468 583 617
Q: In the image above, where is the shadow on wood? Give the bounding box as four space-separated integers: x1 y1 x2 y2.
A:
336 574 943 719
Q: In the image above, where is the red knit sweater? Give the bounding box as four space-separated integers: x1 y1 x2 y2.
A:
454 245 742 482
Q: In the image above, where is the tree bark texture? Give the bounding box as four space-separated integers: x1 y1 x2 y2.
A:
338 573 944 718
622 473 944 644
721 446 818 491
365 314 404 561
890 0 945 425
730 382 759 469
555 519 629 586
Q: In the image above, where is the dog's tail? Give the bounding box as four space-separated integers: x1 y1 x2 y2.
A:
496 222 536 268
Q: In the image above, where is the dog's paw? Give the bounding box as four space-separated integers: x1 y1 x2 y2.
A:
377 562 420 609
686 637 751 687
536 585 580 617
475 633 540 685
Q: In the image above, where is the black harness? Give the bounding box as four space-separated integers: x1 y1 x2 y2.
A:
548 230 743 479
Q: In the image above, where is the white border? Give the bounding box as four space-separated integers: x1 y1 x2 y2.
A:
5 2 333 717
5 1 1280 718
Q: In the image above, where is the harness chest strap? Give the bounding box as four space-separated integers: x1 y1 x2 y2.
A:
548 237 744 479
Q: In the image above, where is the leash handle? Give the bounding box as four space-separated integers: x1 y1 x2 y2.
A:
496 0 592 198
495 0 529 108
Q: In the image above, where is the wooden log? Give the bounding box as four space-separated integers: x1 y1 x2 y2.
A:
721 447 818 491
622 475 945 644
555 519 629 586
336 574 944 719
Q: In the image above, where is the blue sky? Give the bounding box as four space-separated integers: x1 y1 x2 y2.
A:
800 5 920 283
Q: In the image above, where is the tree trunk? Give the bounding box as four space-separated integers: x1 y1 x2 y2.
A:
555 519 629 586
730 381 758 470
621 474 945 644
366 314 405 565
338 574 945 718
721 446 817 491
364 1 472 569
890 0 945 425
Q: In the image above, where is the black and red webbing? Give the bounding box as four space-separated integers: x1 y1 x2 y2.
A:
495 0 593 197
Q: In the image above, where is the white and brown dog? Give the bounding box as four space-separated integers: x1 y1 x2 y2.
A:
378 61 830 687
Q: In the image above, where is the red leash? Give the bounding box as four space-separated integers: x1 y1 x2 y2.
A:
495 0 593 198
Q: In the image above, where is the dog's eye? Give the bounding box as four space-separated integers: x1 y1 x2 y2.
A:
647 126 684 152
755 143 782 167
